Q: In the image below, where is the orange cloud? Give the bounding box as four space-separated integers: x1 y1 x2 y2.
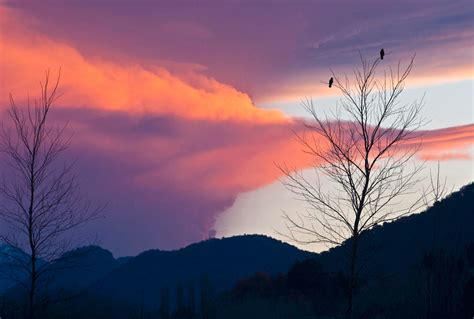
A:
413 124 474 161
151 124 312 195
0 6 284 123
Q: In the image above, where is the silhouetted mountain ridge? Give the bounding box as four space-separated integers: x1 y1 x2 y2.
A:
317 182 474 275
87 234 314 306
0 245 30 293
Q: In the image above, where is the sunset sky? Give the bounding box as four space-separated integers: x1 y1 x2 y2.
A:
0 1 473 256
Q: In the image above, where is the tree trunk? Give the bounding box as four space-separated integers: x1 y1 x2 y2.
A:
28 159 36 319
346 235 358 319
28 255 36 319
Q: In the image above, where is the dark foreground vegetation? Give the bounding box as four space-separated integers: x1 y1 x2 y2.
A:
0 183 473 319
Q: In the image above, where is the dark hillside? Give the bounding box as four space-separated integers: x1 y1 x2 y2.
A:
87 234 313 308
317 182 474 276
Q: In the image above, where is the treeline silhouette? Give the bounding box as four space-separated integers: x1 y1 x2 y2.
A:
220 243 473 318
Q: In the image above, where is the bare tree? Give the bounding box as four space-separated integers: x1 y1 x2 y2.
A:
279 54 426 318
0 70 99 319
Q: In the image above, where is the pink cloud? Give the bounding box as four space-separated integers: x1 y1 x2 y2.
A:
0 6 284 123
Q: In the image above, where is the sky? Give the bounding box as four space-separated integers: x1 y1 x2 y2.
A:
0 0 473 256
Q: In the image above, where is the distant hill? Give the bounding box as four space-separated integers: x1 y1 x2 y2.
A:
86 235 313 308
317 182 474 276
42 246 124 295
0 245 30 293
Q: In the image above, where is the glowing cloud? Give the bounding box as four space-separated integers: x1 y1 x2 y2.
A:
0 6 284 123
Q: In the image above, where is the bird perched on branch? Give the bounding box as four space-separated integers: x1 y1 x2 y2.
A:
380 48 385 60
329 77 333 88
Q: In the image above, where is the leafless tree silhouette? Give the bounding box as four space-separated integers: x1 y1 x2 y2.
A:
0 70 100 319
279 54 427 319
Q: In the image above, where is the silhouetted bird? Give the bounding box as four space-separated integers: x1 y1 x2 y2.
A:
329 77 333 88
380 48 385 60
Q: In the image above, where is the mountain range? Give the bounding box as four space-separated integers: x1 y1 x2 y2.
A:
0 182 472 318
